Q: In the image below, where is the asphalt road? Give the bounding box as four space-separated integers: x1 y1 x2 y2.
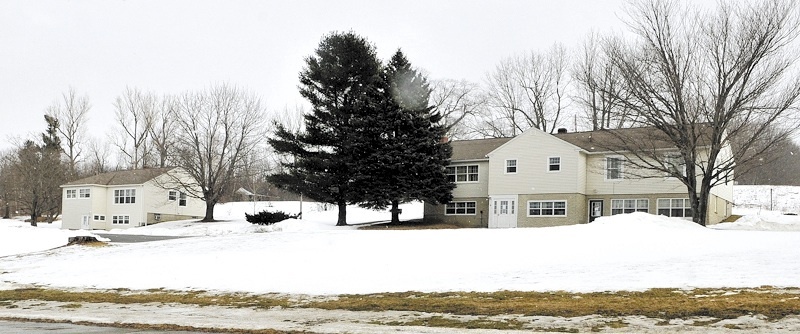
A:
94 234 192 243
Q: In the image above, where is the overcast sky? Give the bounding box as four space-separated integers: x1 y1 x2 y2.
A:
0 0 628 150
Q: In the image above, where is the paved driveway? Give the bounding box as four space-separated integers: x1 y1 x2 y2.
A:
95 234 192 243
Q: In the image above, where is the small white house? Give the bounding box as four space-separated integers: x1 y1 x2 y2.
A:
60 167 205 230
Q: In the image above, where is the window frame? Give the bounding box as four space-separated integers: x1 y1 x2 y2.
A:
611 199 649 215
657 198 693 218
78 188 91 198
505 159 517 174
663 153 687 178
65 189 77 199
114 189 136 204
605 155 625 180
445 201 477 215
547 156 561 172
111 215 130 225
179 192 187 207
93 215 105 221
527 200 568 217
446 164 479 183
168 190 177 201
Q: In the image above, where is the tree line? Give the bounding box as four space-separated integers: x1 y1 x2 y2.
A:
2 0 798 227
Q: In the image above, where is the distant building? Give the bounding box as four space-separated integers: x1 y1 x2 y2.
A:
60 168 205 230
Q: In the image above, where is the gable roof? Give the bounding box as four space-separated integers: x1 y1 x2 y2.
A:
63 167 175 186
450 137 512 161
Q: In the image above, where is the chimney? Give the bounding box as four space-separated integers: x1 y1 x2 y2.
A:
557 128 568 134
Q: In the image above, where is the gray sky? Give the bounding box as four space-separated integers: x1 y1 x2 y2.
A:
0 0 627 150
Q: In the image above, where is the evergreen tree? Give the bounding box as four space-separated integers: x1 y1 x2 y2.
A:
359 50 454 224
268 31 385 226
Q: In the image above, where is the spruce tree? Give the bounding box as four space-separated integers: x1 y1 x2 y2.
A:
359 50 454 224
268 31 385 226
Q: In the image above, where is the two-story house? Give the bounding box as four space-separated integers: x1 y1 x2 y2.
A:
60 167 205 230
424 126 734 228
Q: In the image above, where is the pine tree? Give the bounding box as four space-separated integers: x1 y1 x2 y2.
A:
359 50 454 224
268 31 385 226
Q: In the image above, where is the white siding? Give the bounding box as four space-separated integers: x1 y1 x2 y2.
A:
585 154 688 195
61 186 93 229
487 128 585 195
450 161 490 198
144 173 205 222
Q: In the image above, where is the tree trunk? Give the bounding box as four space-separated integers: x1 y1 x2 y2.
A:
336 201 347 226
390 199 401 224
202 201 215 222
3 203 9 219
29 214 37 227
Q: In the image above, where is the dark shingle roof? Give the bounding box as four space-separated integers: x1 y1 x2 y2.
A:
450 137 512 161
554 125 713 153
63 167 175 186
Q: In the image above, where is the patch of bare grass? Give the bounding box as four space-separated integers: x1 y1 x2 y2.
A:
0 288 289 309
306 288 800 320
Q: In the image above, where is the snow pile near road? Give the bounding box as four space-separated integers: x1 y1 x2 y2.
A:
1 211 799 295
0 219 98 257
715 209 800 231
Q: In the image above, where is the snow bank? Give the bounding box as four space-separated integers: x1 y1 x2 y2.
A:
0 219 99 257
1 212 799 295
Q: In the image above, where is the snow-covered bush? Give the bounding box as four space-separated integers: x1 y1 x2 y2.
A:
244 210 299 225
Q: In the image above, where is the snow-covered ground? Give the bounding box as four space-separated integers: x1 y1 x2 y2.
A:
1 193 799 295
0 219 100 258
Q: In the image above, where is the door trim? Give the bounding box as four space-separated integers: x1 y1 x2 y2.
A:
489 195 519 228
588 200 603 223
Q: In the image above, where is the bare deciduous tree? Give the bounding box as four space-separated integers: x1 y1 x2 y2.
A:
482 43 571 137
572 32 641 130
47 87 90 177
429 79 485 139
169 84 267 221
148 95 178 168
113 87 155 169
600 0 800 226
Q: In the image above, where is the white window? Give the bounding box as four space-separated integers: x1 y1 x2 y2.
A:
606 156 624 180
548 157 561 172
179 192 187 207
154 213 162 221
505 159 517 174
445 201 477 215
527 201 567 217
446 165 479 183
114 189 136 204
112 215 130 225
66 189 77 199
664 153 687 177
79 188 91 198
168 190 177 201
93 215 105 221
611 199 649 215
657 198 692 218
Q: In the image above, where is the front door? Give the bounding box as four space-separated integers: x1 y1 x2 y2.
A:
489 196 518 228
81 215 91 229
588 200 603 223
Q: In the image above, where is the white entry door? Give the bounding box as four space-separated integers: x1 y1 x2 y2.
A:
489 196 518 228
81 215 90 229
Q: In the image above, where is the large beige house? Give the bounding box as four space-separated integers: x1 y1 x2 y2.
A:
60 168 205 230
424 126 734 228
